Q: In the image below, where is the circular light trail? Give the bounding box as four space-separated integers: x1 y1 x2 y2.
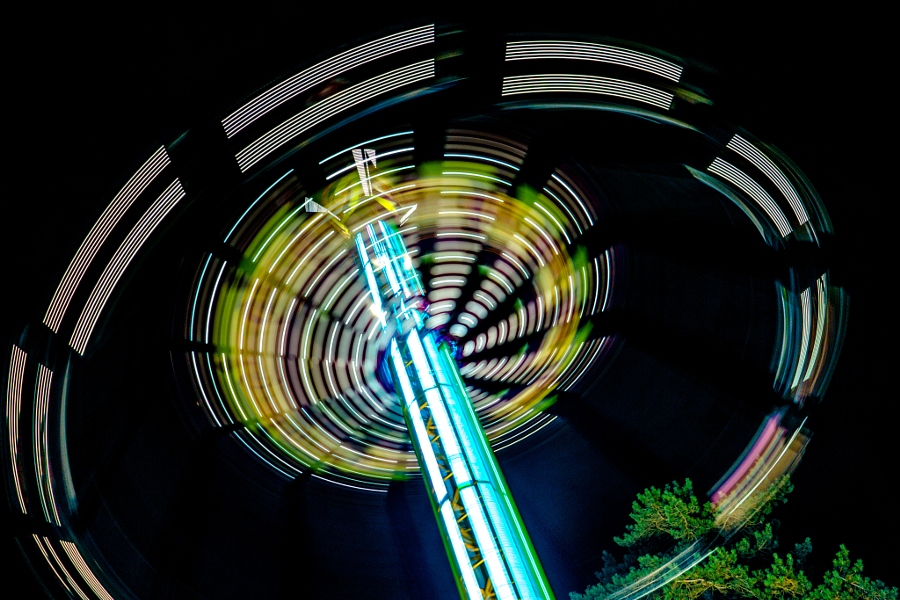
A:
5 23 846 599
189 149 616 491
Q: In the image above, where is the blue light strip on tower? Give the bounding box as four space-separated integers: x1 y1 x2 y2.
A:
355 221 553 599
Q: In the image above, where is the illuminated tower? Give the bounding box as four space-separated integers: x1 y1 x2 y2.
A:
356 220 553 600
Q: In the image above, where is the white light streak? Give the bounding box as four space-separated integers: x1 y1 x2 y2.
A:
441 171 512 186
502 73 674 110
536 294 544 333
335 164 415 198
304 249 349 298
236 60 434 172
513 233 546 268
322 269 358 313
431 276 467 287
342 183 417 214
239 278 260 352
493 413 558 452
438 210 496 221
473 291 496 310
483 357 508 380
33 536 74 596
804 276 827 383
602 250 611 312
225 169 295 242
269 214 328 274
224 26 433 137
436 231 486 241
443 153 520 171
300 309 319 405
543 186 583 235
439 190 506 203
487 270 514 294
727 134 808 225
429 300 457 313
328 146 414 181
459 313 477 327
518 304 527 339
506 40 682 81
70 179 186 354
285 226 331 285
558 341 592 389
792 287 813 391
708 157 792 237
344 291 371 326
34 365 60 525
7 345 26 512
533 201 572 244
60 541 115 600
239 348 264 417
321 131 415 165
434 254 477 262
44 147 170 332
206 260 227 344
524 217 559 255
551 173 595 228
221 355 249 422
41 536 89 600
552 285 560 328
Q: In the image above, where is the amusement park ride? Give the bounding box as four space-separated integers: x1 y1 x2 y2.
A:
6 20 852 599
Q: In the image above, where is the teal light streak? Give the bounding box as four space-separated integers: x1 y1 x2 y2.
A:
225 169 294 242
355 221 553 599
190 253 212 339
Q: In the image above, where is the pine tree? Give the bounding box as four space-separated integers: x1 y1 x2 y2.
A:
572 478 897 600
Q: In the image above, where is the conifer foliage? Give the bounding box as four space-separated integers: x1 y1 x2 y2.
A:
572 478 896 599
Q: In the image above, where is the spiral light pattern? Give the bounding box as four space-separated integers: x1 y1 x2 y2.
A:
189 129 619 491
5 23 848 599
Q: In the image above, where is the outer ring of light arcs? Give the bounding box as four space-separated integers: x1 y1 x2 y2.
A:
5 23 846 600
171 27 843 495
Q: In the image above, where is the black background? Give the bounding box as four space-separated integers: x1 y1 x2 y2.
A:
6 7 894 598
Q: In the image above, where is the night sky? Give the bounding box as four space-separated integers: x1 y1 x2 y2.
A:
6 9 894 599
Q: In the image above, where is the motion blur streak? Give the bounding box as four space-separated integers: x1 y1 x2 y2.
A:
506 41 682 82
6 24 850 600
502 74 674 110
711 410 808 529
34 365 59 525
44 538 90 600
551 172 595 228
60 541 115 600
32 535 83 599
368 221 553 598
708 157 792 237
236 60 435 171
773 274 844 404
726 134 809 225
190 148 609 489
43 146 170 332
222 24 434 137
70 178 186 354
6 345 26 512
